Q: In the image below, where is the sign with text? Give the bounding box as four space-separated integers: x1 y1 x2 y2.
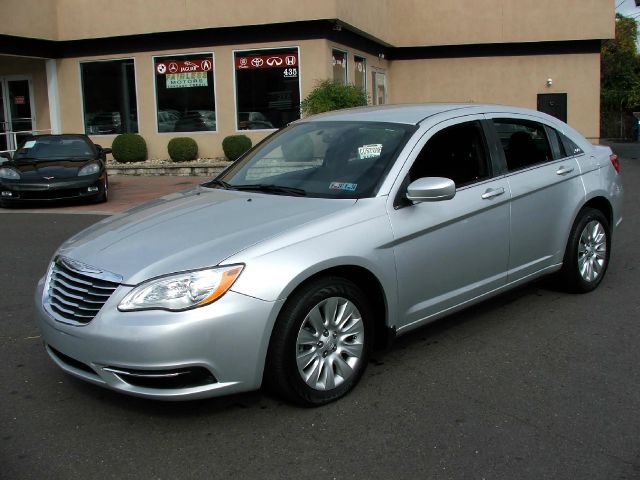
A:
156 58 213 75
166 72 208 89
235 53 298 70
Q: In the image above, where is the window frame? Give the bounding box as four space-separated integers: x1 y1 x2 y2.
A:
78 57 140 136
151 51 218 135
331 48 348 85
232 46 302 133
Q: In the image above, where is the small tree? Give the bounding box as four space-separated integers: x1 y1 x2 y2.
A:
301 80 368 116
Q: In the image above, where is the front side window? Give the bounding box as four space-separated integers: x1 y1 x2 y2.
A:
493 119 553 171
409 121 490 187
216 121 415 199
81 59 138 135
234 48 300 130
332 49 347 84
154 53 216 133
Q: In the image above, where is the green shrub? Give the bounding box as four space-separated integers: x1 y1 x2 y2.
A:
168 137 198 162
222 135 252 161
301 80 368 116
111 133 147 163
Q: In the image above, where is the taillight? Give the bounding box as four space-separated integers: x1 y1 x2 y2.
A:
610 154 621 173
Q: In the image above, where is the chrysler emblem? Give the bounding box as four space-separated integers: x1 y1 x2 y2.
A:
44 176 54 180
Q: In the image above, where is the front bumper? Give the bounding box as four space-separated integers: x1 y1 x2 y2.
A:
34 277 283 400
0 173 105 203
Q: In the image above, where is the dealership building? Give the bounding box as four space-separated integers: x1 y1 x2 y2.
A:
0 0 613 158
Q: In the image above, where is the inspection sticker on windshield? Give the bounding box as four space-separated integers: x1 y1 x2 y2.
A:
23 140 36 149
329 182 357 191
358 144 382 159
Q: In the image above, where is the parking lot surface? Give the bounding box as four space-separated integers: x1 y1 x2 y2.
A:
1 146 639 479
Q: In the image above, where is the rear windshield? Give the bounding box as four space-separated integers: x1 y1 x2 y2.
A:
216 121 416 199
14 137 95 161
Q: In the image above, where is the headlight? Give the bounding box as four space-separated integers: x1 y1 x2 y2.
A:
118 265 244 312
0 167 20 180
78 163 100 176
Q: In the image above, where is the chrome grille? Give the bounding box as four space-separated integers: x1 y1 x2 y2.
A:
46 256 121 324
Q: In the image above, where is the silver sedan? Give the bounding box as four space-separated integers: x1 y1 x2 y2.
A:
34 104 623 406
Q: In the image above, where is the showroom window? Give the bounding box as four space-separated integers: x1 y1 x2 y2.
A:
234 48 300 130
354 56 366 92
80 59 138 135
154 53 216 133
332 49 347 84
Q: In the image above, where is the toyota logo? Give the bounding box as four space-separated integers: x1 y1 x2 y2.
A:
251 58 264 67
266 57 283 66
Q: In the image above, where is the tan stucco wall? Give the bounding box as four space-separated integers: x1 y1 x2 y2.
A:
1 0 613 46
0 56 51 133
55 39 384 158
388 52 601 141
338 0 613 46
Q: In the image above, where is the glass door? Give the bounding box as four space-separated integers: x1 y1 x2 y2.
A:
0 77 35 151
372 71 387 105
0 86 6 152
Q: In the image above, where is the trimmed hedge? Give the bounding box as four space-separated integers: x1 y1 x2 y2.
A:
222 135 252 161
111 133 147 163
168 137 198 162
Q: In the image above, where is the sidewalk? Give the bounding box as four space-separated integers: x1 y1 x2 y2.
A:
0 175 205 215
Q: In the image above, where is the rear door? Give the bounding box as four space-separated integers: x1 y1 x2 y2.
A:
486 114 584 281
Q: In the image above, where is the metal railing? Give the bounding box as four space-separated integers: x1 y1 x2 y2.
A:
1 121 52 155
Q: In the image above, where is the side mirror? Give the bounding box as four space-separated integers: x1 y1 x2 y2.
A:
102 148 112 155
406 177 456 203
0 151 11 162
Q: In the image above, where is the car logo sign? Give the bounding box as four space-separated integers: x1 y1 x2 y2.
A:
251 58 264 67
43 176 55 180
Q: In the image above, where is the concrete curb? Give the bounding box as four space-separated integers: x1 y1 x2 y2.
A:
106 161 231 176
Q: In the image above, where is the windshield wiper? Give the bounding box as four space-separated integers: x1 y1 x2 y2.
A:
230 184 307 196
202 179 231 189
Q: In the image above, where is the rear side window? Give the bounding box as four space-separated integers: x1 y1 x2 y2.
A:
559 132 584 156
409 121 490 187
493 119 553 171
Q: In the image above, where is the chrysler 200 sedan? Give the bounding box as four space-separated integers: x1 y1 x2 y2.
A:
34 104 623 406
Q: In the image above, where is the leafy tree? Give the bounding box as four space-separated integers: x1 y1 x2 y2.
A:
301 80 368 116
601 14 640 137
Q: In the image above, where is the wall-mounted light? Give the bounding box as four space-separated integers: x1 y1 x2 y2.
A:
378 53 385 60
546 78 553 87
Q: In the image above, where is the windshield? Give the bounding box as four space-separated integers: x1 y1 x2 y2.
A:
13 137 95 161
215 121 415 198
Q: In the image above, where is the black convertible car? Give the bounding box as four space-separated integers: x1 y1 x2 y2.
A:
0 134 110 206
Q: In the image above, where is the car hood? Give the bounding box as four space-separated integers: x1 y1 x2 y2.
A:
7 159 93 180
57 186 357 284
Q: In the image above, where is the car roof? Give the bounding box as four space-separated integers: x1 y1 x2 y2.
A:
298 103 550 126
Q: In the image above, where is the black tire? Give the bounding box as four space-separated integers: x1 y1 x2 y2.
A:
94 177 108 204
265 276 373 406
557 207 610 293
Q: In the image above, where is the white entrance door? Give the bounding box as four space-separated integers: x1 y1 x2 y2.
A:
372 71 387 105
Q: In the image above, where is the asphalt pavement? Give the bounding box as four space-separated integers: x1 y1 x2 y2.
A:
0 145 639 479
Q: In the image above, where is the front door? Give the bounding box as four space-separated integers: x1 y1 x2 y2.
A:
372 71 387 105
388 117 510 331
0 77 35 151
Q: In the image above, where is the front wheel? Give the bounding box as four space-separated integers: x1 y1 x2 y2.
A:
557 207 611 293
265 277 373 406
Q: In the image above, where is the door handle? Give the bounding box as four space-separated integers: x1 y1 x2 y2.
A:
481 187 505 200
556 166 574 176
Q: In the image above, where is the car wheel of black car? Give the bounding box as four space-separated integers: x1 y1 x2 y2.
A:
558 207 611 293
265 276 373 406
94 177 108 203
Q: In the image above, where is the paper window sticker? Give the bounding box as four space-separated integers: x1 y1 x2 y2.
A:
358 144 382 159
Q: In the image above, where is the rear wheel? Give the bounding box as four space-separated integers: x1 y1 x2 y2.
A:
557 207 610 293
265 276 373 406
